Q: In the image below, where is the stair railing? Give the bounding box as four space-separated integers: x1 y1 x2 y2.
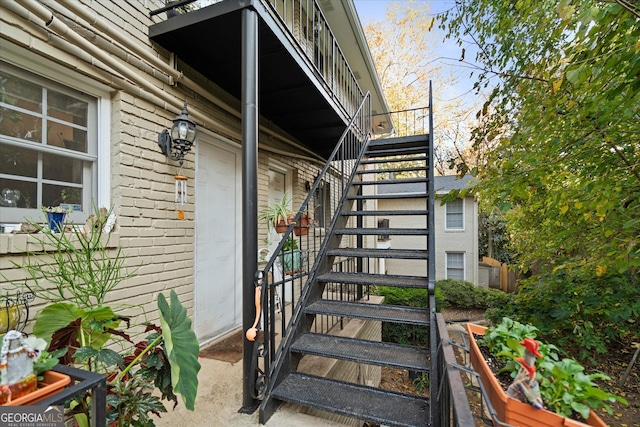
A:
372 106 430 138
248 92 371 399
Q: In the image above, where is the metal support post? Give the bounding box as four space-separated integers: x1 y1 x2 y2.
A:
241 6 259 413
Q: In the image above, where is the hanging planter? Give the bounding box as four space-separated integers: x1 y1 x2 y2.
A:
274 214 295 234
466 323 608 427
293 213 311 236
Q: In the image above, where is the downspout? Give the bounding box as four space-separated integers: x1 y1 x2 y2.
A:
240 6 260 413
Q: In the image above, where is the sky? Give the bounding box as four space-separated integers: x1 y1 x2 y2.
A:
352 0 481 110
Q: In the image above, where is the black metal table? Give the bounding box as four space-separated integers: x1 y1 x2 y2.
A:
36 364 106 427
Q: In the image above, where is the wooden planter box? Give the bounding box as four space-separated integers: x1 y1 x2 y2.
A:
2 370 71 406
466 323 607 427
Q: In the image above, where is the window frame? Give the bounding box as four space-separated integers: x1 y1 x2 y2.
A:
0 46 110 226
446 252 465 280
445 198 464 231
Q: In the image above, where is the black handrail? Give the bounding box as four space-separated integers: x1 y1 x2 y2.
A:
249 92 371 400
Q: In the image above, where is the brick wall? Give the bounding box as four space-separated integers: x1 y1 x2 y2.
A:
0 0 329 337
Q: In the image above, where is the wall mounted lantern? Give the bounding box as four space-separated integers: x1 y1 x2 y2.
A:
157 102 197 166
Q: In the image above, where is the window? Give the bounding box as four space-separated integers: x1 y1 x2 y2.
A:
0 62 98 224
445 198 464 230
313 179 330 228
446 252 465 280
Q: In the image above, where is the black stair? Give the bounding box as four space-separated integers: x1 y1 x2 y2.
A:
328 247 428 259
316 271 428 288
260 134 434 426
334 227 428 236
344 209 429 216
292 333 429 371
305 299 429 325
271 373 430 427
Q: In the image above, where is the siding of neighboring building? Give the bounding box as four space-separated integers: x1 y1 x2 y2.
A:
376 176 478 284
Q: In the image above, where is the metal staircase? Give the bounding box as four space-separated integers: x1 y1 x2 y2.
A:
258 130 437 426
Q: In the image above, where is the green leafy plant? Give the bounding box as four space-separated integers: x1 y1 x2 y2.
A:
412 372 429 392
437 279 508 310
259 193 294 230
281 236 298 251
481 318 627 420
10 207 200 426
41 205 73 214
375 287 443 346
485 271 640 361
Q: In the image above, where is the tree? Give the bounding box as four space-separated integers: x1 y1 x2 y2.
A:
441 0 640 277
362 2 479 176
478 210 513 264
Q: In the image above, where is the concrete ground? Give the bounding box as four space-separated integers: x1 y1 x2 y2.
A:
154 318 485 427
153 355 349 427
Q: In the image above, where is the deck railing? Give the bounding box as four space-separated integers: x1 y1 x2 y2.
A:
373 107 430 138
265 0 364 117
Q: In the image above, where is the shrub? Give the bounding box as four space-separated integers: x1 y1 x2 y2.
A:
375 286 443 346
485 271 640 360
436 279 509 310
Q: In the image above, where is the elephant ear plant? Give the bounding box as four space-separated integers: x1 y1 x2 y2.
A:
9 208 200 427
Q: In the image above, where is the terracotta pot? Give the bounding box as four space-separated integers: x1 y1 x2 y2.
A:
274 214 295 234
293 213 311 236
1 370 71 406
466 323 607 427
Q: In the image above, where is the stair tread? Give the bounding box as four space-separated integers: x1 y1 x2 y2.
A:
317 271 428 288
306 299 429 325
328 247 428 259
349 193 427 200
357 166 427 174
292 333 430 371
366 146 428 157
368 135 429 147
343 209 429 216
353 177 429 185
271 372 430 427
335 227 427 235
360 155 428 165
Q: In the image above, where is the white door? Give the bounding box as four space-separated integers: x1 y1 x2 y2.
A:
195 136 241 343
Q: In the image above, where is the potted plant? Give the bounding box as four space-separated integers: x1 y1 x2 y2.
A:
279 236 301 275
293 211 312 236
466 318 626 427
6 207 200 426
41 205 73 233
259 193 294 233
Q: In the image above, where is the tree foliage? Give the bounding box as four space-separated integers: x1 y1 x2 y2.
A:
441 0 640 276
362 2 478 175
478 211 514 264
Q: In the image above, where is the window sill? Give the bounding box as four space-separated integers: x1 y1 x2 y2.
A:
0 232 120 255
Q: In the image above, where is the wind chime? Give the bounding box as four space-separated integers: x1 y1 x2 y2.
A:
157 103 197 221
174 170 188 220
